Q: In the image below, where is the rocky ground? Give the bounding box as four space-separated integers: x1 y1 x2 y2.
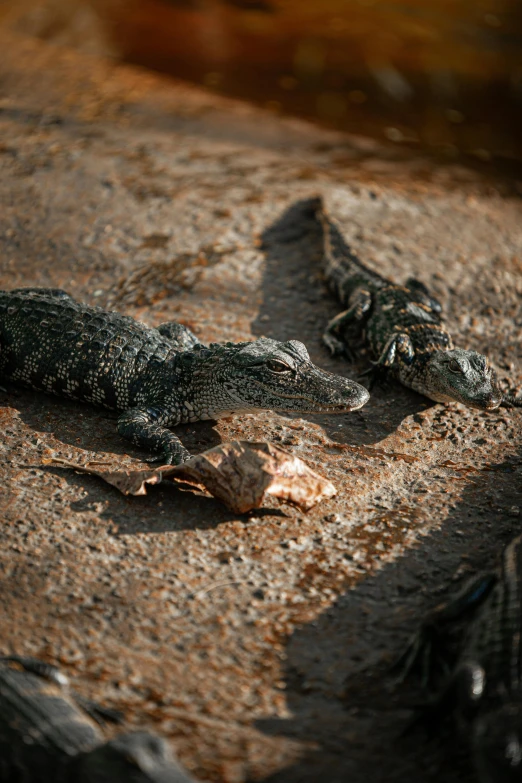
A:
0 28 521 783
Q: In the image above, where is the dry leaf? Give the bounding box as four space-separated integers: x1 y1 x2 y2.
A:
41 458 165 496
43 441 336 513
171 441 336 513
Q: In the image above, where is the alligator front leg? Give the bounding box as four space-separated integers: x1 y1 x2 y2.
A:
401 660 487 736
360 332 415 389
323 287 372 359
156 321 204 351
393 573 497 689
117 407 191 465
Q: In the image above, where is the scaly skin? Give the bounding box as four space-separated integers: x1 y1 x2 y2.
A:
316 198 506 410
398 534 522 783
0 288 369 464
0 656 195 782
72 732 196 783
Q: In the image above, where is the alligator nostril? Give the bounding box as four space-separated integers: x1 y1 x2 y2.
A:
341 384 369 409
347 386 369 404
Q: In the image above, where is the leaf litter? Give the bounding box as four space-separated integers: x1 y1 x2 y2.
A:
42 440 336 513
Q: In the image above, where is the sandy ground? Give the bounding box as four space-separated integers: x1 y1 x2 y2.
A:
0 28 522 783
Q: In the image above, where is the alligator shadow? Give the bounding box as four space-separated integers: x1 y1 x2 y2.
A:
76 481 287 534
252 450 522 783
3 386 294 533
20 456 287 535
5 387 261 533
254 199 428 448
9 386 222 460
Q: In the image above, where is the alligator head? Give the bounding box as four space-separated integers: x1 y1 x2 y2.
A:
175 337 369 421
419 348 502 410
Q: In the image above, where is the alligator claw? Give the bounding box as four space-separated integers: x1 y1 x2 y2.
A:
142 453 168 464
341 344 358 363
399 699 446 737
322 330 360 364
322 331 349 358
143 450 192 466
358 362 388 391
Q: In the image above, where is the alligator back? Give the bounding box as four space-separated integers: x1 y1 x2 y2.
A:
461 534 522 701
0 289 177 411
0 660 101 782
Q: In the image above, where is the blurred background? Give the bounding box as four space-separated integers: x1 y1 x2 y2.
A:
1 0 521 167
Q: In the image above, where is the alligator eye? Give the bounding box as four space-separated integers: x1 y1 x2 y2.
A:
448 359 462 373
266 360 291 373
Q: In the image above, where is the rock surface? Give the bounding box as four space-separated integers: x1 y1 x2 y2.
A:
0 28 521 782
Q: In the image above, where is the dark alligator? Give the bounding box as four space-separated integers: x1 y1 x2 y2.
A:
397 534 522 782
0 287 369 464
316 198 519 410
0 655 196 782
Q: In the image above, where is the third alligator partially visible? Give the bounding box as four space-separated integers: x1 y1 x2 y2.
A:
317 198 518 411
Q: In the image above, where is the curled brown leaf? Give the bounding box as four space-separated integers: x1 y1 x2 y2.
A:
42 441 336 513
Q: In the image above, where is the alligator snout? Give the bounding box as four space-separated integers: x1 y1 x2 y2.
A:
317 371 370 412
339 383 370 410
471 385 503 411
482 392 503 410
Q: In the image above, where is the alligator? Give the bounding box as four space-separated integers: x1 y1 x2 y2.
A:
397 534 522 783
0 287 369 464
315 198 519 410
0 655 196 782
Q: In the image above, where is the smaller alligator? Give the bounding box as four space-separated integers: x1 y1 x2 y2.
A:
0 288 369 464
0 655 196 782
316 198 520 410
397 534 522 783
